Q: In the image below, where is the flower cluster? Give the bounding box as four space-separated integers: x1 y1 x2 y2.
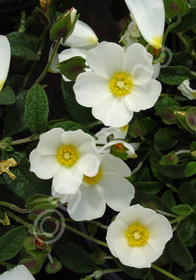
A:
0 0 195 279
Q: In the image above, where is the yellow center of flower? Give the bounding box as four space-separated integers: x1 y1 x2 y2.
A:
109 72 133 97
56 145 80 168
150 35 162 50
125 222 149 247
83 167 102 185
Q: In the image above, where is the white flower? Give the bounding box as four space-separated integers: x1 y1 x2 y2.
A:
61 19 98 48
73 42 162 127
48 44 60 74
58 48 88 82
153 63 161 79
52 154 135 221
30 128 100 195
177 79 196 100
124 0 165 49
0 35 11 91
120 21 140 50
0 265 35 280
106 204 173 268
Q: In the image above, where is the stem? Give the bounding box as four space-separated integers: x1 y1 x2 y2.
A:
131 148 152 176
88 220 108 230
151 264 182 280
35 38 61 84
102 268 122 276
166 183 178 193
65 224 108 248
175 150 191 156
18 10 26 33
156 209 176 218
6 210 33 233
163 16 181 46
10 135 37 146
0 201 28 214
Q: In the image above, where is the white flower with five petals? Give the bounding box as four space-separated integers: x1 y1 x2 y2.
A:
30 128 101 195
74 42 162 127
0 265 35 280
52 154 135 221
0 35 11 91
106 204 173 268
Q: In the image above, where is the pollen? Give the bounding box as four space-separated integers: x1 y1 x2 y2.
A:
109 72 133 97
151 35 162 50
56 145 80 168
125 222 149 247
83 167 102 185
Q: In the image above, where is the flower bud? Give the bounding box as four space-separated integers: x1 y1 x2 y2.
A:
50 8 78 41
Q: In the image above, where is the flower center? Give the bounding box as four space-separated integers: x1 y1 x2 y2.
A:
109 72 133 97
56 145 80 168
83 167 102 185
125 222 149 247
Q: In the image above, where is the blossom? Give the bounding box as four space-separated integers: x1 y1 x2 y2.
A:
58 48 88 81
124 0 165 49
61 19 98 48
52 154 135 221
106 204 173 268
120 21 140 50
30 128 100 195
0 265 35 280
73 42 162 127
95 125 129 145
177 79 196 100
0 35 11 91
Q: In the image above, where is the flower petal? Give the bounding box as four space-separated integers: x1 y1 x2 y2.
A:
77 153 100 177
62 20 98 48
36 128 64 155
0 35 11 91
52 166 83 195
0 265 35 280
61 129 95 148
29 150 60 179
100 174 135 211
124 0 165 49
67 185 105 221
74 72 111 107
101 154 131 177
125 79 162 112
86 41 126 77
92 96 133 127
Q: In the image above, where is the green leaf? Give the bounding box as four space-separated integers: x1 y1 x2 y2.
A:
154 128 178 151
48 120 82 131
163 0 189 19
61 80 95 125
158 66 194 85
174 7 196 32
0 226 27 262
134 182 163 194
20 256 46 274
45 258 62 274
3 91 27 137
25 84 49 134
0 86 16 105
57 56 87 81
172 204 193 215
185 162 196 177
159 151 179 166
168 231 193 268
7 32 39 61
178 214 196 242
179 181 196 206
32 6 51 27
54 240 97 273
160 163 186 179
114 259 148 279
150 150 171 183
162 190 176 208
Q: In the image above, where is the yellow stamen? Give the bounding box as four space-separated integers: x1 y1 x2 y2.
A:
125 222 149 247
40 0 50 10
83 167 102 185
150 35 162 50
109 72 133 98
56 145 80 168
